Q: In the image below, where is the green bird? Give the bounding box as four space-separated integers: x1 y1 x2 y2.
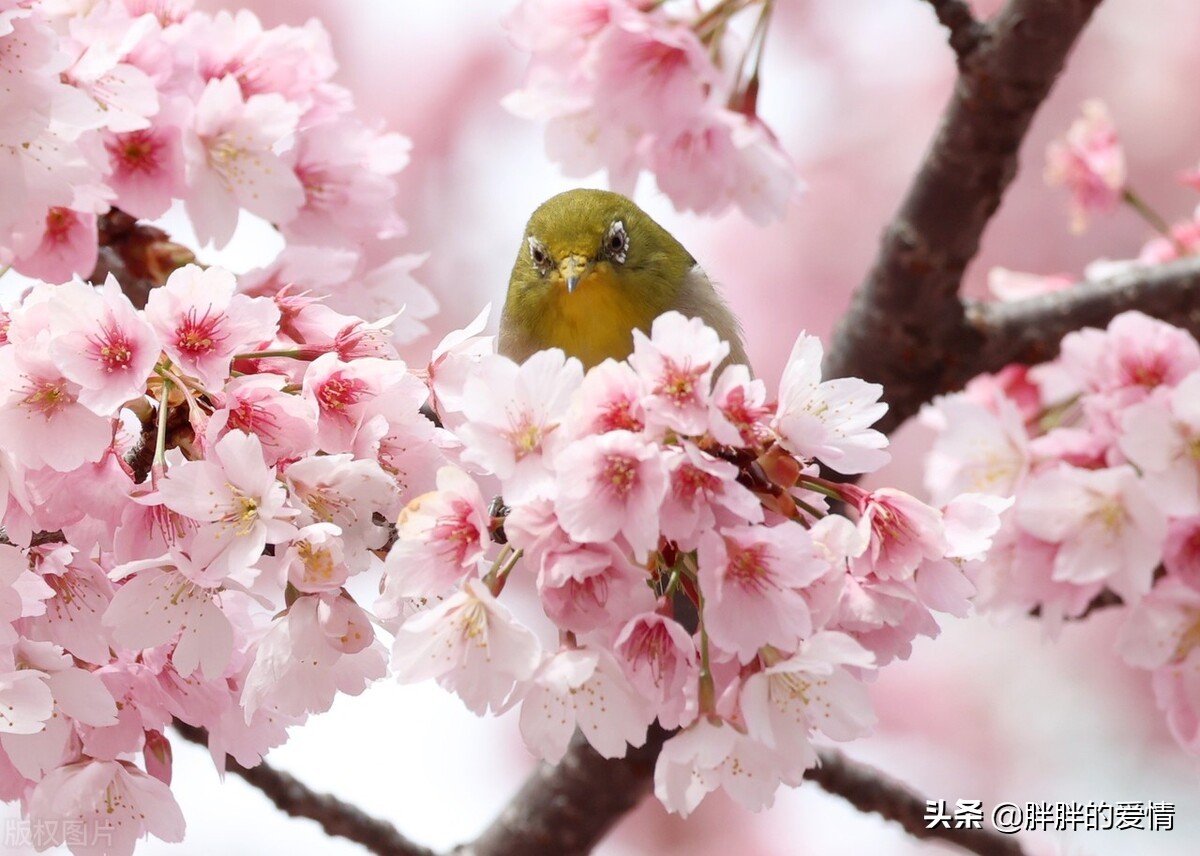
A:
499 188 748 370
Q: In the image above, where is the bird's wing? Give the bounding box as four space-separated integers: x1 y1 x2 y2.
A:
674 264 751 370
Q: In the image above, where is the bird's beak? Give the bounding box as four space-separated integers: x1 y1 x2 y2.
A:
559 255 592 294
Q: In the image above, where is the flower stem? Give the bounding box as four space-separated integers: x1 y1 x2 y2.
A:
1122 187 1188 255
152 376 173 484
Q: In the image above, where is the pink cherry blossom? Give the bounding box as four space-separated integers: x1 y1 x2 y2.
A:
283 117 408 247
773 333 889 475
1163 516 1200 590
31 552 114 665
145 264 281 389
1118 369 1200 514
651 107 802 224
10 206 98 283
381 466 489 599
62 9 161 133
740 632 875 767
698 523 831 663
242 593 387 720
0 345 113 472
845 486 948 582
103 115 187 220
1049 310 1200 401
553 429 668 560
519 646 652 763
564 357 646 436
391 578 542 716
14 639 119 728
537 542 656 634
155 430 295 580
103 558 234 680
47 276 160 415
628 311 727 437
708 363 771 447
207 373 319 465
0 669 53 735
921 391 1028 505
660 442 762 551
301 353 410 453
183 74 303 248
284 452 398 562
1016 464 1167 601
654 717 794 817
458 348 583 504
614 612 699 730
1045 99 1126 234
277 523 350 594
28 759 185 856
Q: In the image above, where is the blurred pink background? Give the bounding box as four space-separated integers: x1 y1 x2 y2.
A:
12 1 1195 854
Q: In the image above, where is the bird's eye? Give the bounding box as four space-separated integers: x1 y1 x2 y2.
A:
527 237 551 274
604 220 628 264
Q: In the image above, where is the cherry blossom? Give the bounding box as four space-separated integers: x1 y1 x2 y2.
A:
698 523 830 662
183 74 303 248
381 466 489 599
740 632 876 767
553 429 668 560
773 332 889 474
155 431 295 580
505 0 800 221
1044 99 1126 233
144 264 280 389
457 348 583 504
628 311 727 437
654 717 795 817
391 579 542 716
519 646 652 763
28 759 185 856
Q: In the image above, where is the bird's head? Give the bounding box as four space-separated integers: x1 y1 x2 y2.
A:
508 188 696 304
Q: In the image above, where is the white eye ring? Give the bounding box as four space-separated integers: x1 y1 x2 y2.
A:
527 236 551 273
604 220 628 264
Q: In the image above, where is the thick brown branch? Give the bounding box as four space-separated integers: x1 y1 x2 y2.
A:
959 255 1200 383
461 725 667 856
807 748 1027 856
920 0 983 60
172 722 434 856
824 0 1104 434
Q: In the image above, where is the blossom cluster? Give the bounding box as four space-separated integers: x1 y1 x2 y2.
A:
923 309 1200 755
1044 99 1126 234
0 0 432 330
503 0 800 224
0 260 454 853
399 311 1008 817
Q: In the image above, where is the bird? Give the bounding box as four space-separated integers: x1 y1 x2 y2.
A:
499 188 748 371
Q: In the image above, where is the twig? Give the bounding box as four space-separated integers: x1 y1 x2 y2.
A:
920 0 984 60
172 721 434 856
807 747 1027 856
823 0 1105 434
959 255 1200 383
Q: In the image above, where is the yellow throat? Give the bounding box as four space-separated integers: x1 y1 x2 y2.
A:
533 262 655 368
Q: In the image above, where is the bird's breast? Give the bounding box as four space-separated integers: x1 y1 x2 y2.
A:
536 268 658 368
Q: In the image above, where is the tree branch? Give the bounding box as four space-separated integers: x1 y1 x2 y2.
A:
959 255 1200 382
806 747 1027 856
920 0 984 60
824 0 1105 434
90 208 195 308
460 726 667 856
172 722 434 856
